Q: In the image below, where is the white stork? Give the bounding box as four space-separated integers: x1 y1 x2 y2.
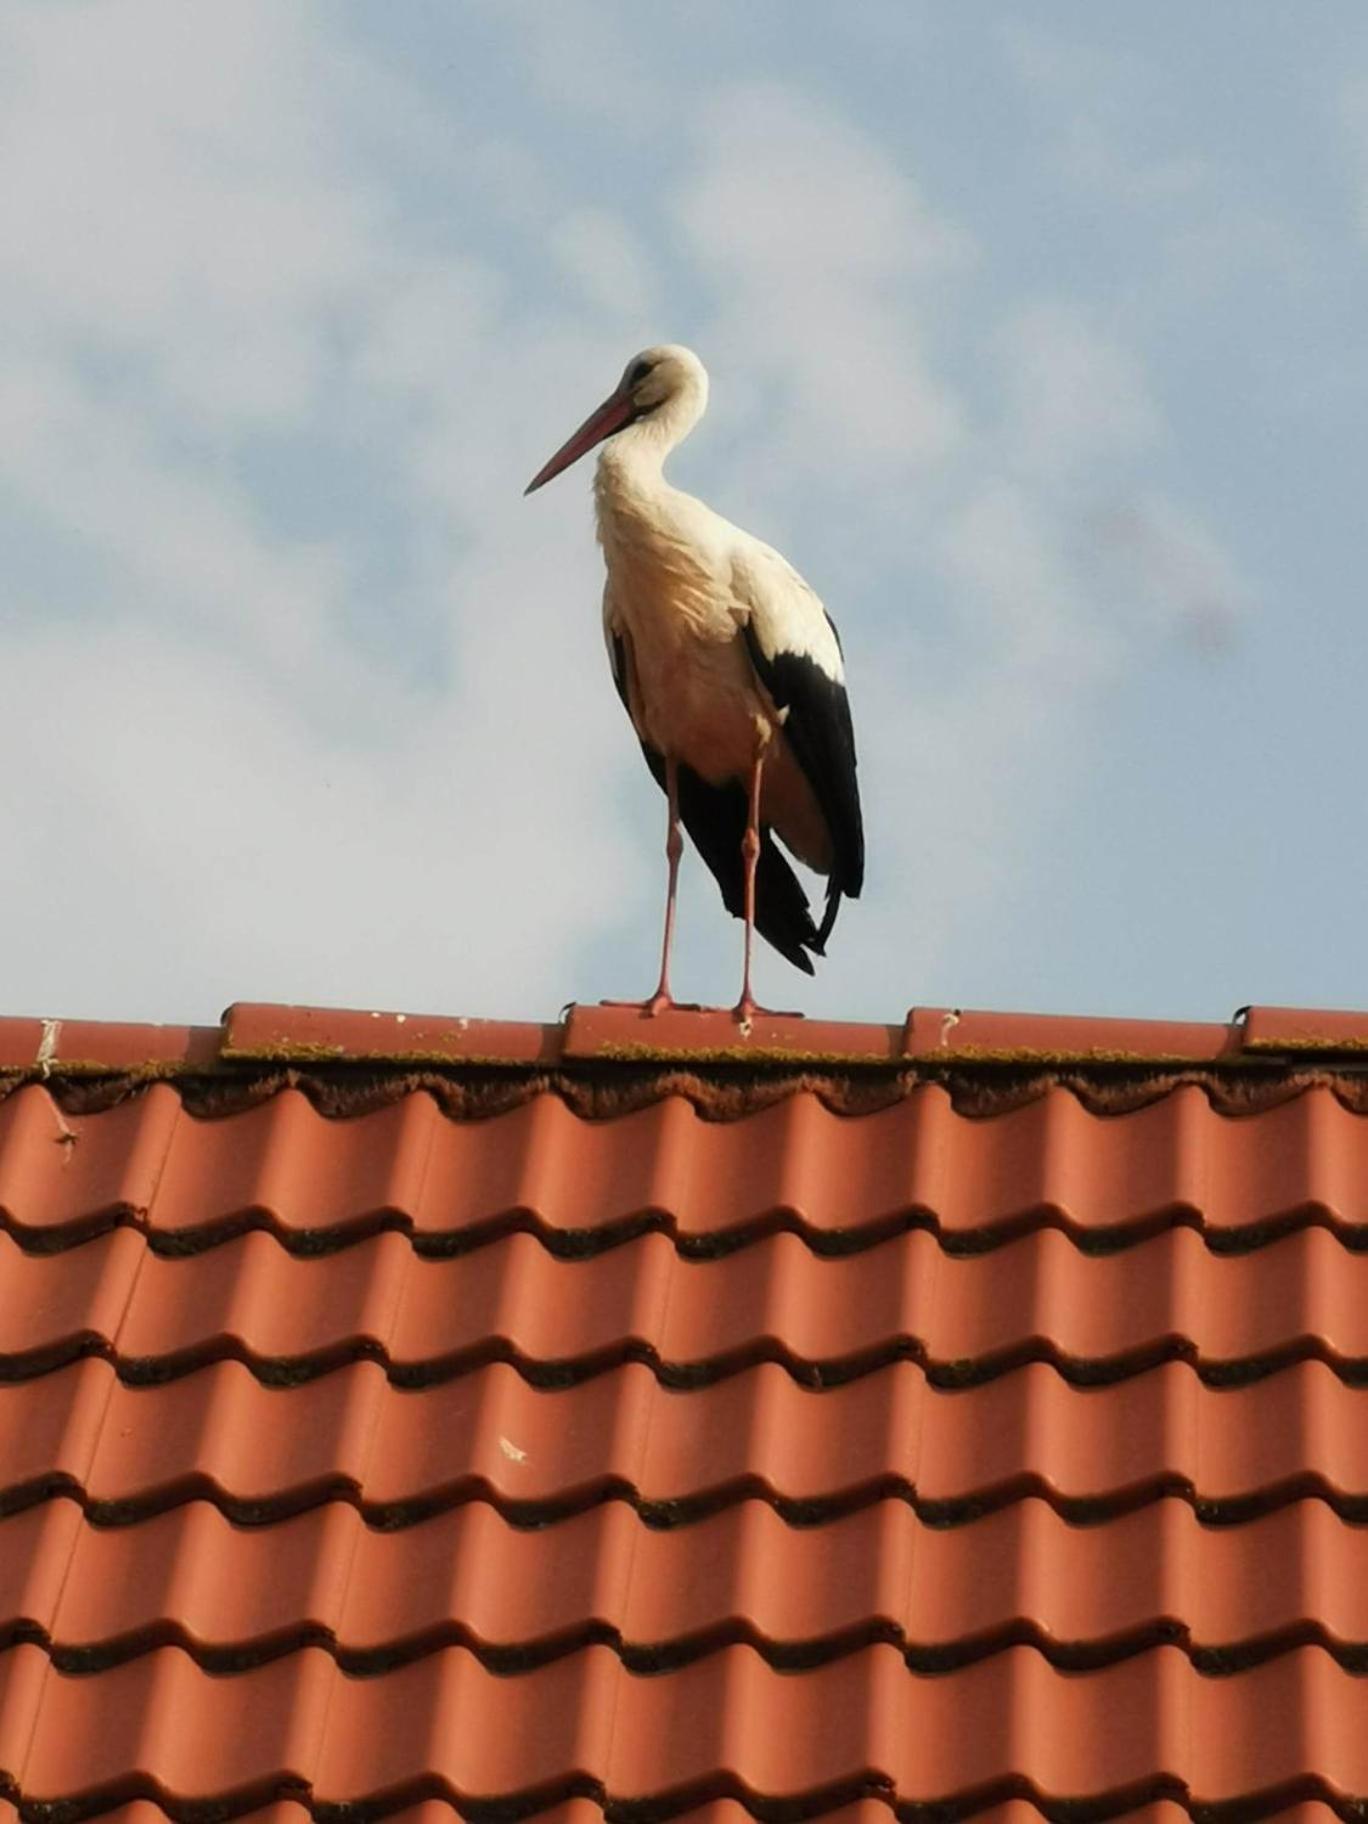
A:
526 344 863 1021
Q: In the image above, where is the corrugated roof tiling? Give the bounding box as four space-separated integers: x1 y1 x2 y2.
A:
4 999 1368 1822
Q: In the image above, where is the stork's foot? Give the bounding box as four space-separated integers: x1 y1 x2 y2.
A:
600 994 699 1019
731 994 801 1026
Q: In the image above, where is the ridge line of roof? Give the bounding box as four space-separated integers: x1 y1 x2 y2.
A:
2 1000 1368 1081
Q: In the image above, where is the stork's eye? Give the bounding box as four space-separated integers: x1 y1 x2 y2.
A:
628 359 655 387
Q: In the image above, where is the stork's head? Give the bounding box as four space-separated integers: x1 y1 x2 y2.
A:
524 344 709 494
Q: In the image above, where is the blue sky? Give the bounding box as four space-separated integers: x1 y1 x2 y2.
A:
2 1 1366 1026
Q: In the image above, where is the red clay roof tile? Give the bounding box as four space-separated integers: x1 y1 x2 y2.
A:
19 1224 1368 1387
18 1352 1368 1528
1241 1007 1368 1053
11 1641 1368 1813
899 1005 1242 1060
11 1079 1368 1253
16 1493 1368 1673
5 1002 1368 1821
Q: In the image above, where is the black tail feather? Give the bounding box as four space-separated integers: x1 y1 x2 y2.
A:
816 882 843 951
640 746 822 973
676 763 820 973
753 829 821 973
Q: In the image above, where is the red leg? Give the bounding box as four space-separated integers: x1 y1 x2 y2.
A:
645 755 682 1016
604 755 688 1017
733 752 764 1023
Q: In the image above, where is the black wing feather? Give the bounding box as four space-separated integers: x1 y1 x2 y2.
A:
611 632 821 973
742 614 864 946
670 763 819 974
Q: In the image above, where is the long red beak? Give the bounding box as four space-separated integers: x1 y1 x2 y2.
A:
524 387 636 495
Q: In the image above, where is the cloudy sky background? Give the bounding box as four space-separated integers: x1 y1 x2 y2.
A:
2 1 1366 1026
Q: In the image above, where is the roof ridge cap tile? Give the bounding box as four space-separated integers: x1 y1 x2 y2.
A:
3 1001 1368 1082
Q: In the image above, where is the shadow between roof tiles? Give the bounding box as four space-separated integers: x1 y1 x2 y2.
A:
11 1611 1368 1681
15 1204 1368 1260
12 1469 1368 1531
7 1334 1368 1392
1 1760 1366 1824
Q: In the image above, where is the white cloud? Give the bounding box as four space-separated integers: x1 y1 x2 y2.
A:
937 481 1119 681
0 622 636 1021
0 0 378 430
0 353 360 710
999 23 1212 207
465 0 664 135
677 82 968 475
351 259 506 414
993 302 1161 488
1000 20 1304 306
549 210 656 322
